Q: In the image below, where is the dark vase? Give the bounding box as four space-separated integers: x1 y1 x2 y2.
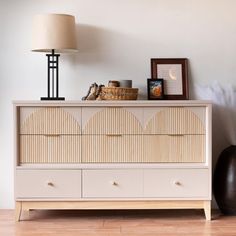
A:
214 145 236 215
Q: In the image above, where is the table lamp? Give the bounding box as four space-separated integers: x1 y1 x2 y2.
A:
32 14 77 100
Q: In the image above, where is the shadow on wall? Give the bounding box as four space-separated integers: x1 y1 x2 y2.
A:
193 83 233 171
74 24 109 65
193 82 232 208
192 82 235 209
62 23 151 99
61 24 108 65
63 24 146 65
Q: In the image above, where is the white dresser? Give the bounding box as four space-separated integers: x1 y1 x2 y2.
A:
14 101 212 221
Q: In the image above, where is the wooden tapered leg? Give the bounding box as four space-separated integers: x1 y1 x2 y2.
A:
15 201 212 221
204 201 211 221
25 209 30 220
15 201 22 222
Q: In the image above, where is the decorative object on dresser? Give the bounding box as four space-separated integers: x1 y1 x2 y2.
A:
14 100 212 221
82 80 137 100
118 80 132 88
147 79 164 100
82 83 105 101
151 58 189 100
99 87 139 100
32 14 77 101
108 81 120 87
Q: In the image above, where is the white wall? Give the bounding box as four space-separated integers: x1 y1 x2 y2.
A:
0 0 235 208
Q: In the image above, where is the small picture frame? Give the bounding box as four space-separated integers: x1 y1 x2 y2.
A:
151 58 189 100
147 79 164 100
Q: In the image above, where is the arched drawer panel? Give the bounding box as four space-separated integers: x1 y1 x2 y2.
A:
20 107 81 134
82 108 143 134
144 107 205 135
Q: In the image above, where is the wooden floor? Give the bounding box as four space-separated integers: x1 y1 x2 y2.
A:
0 209 235 236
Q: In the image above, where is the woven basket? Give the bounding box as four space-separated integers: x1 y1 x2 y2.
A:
100 87 139 100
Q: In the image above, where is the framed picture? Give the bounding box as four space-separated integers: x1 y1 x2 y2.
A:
151 58 189 100
147 79 164 100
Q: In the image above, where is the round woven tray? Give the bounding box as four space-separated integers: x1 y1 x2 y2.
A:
100 87 139 100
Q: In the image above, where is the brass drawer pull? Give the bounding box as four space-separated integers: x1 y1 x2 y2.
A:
174 181 182 186
106 134 123 137
168 134 184 137
47 182 54 187
44 134 61 137
110 181 118 186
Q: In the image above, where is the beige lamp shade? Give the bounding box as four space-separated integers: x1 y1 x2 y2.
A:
32 14 77 53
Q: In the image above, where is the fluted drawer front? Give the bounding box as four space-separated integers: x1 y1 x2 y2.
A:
82 135 143 163
144 169 209 198
16 170 81 198
82 169 143 198
20 135 81 163
144 107 206 134
82 108 143 134
144 135 205 163
20 107 81 134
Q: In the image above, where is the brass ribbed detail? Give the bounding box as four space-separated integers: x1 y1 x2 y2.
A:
144 135 205 163
83 108 142 134
21 108 81 134
20 135 81 163
82 135 143 163
144 107 205 134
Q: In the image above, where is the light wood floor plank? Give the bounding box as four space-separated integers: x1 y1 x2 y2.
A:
0 210 235 236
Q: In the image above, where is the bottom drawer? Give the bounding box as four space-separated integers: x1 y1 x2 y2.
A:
82 169 143 198
16 170 81 198
144 169 209 198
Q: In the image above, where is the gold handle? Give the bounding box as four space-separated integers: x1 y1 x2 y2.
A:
47 182 54 187
44 134 61 137
174 181 181 186
110 181 118 186
168 134 184 137
106 134 123 137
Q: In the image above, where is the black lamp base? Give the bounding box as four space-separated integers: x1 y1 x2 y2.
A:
42 49 65 101
41 97 65 101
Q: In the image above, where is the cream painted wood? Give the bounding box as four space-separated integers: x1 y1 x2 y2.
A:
20 107 81 134
82 169 143 198
144 107 205 134
17 163 209 169
14 100 211 106
82 135 143 163
188 107 206 125
82 107 143 134
20 135 81 163
13 101 212 221
143 169 209 198
144 135 205 163
15 170 81 198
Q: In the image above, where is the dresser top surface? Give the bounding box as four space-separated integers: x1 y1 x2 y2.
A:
13 100 212 107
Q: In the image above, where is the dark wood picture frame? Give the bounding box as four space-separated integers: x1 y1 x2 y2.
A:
147 79 164 100
151 58 189 100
